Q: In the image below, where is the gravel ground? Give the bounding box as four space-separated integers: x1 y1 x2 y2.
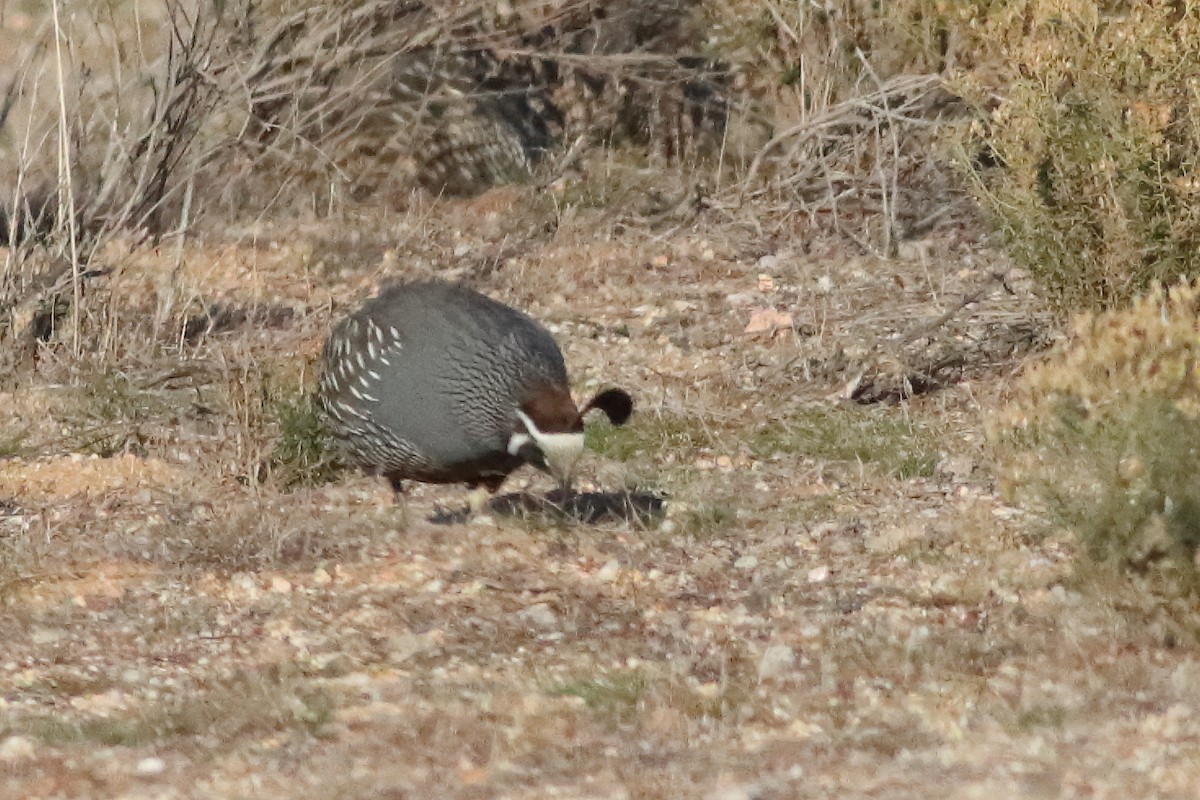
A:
2 191 1198 800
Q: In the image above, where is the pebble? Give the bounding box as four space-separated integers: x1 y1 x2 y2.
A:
0 735 35 763
595 559 620 582
30 628 62 646
706 784 762 800
517 603 559 630
865 523 926 555
734 555 758 570
134 756 166 776
757 645 797 681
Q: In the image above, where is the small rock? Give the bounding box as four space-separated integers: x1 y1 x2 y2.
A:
734 555 758 570
757 645 797 681
743 307 793 337
595 559 620 582
388 632 431 664
897 239 930 262
30 628 61 646
938 455 976 481
312 567 333 586
865 522 926 555
0 735 35 763
269 576 292 594
808 521 840 540
706 784 762 800
807 565 830 583
134 756 166 776
517 602 559 629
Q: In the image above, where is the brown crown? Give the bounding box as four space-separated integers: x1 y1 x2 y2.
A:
519 382 584 434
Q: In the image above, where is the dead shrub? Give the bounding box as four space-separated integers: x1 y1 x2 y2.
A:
712 0 969 251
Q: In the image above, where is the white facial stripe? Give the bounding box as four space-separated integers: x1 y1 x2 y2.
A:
514 409 585 479
508 431 532 456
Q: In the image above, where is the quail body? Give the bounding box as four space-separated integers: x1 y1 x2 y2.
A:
317 281 632 507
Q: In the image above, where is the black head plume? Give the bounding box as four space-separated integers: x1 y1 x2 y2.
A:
582 388 633 426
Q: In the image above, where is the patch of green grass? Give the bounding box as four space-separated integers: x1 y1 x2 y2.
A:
546 670 648 723
679 503 737 539
25 668 118 700
587 413 716 463
7 671 334 747
547 665 758 728
0 428 25 457
751 406 938 479
21 716 161 747
65 372 183 457
268 391 343 487
1015 704 1067 732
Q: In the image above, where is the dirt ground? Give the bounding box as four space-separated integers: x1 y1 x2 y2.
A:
1 181 1198 800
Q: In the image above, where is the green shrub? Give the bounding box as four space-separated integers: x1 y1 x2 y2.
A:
993 280 1200 594
959 2 1200 311
269 392 342 488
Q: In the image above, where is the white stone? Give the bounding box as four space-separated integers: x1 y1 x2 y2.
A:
757 645 797 681
0 735 35 763
595 559 620 582
134 756 167 776
517 602 559 629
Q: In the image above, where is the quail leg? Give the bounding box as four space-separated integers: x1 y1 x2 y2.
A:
385 473 410 525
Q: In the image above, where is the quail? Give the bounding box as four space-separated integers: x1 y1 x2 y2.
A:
317 280 633 513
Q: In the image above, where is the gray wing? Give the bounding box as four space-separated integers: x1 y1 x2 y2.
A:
356 283 568 466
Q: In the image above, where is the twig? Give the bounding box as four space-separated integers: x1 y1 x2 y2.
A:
899 271 1013 345
50 0 81 355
